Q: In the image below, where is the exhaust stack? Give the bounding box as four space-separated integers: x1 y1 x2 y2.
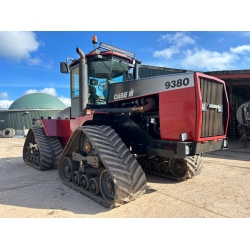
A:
76 47 88 115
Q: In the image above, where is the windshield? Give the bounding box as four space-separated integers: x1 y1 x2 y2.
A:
88 59 129 104
70 59 129 105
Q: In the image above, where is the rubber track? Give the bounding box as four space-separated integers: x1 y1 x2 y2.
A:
58 125 147 208
23 127 63 170
142 154 204 182
50 137 63 168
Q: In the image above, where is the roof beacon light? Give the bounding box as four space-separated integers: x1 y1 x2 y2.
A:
92 36 97 48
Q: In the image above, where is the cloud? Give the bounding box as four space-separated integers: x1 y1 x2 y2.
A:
0 100 14 109
0 31 41 65
181 49 238 71
40 87 57 96
152 32 250 71
24 87 71 107
153 46 179 59
24 89 39 95
158 32 195 47
218 38 225 42
0 91 9 99
154 32 195 60
58 97 71 107
230 45 250 54
24 87 57 96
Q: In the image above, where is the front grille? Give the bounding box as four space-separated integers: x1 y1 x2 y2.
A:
200 77 225 137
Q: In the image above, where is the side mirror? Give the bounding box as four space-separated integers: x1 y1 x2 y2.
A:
60 62 69 73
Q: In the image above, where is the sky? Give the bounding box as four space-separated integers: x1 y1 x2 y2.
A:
2 31 250 109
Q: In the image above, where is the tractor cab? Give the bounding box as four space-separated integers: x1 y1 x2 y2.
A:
60 36 139 117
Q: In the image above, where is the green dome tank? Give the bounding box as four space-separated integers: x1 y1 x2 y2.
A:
9 93 67 110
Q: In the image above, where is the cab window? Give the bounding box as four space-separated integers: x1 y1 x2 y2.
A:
71 67 79 98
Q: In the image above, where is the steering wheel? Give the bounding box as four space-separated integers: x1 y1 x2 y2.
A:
98 81 107 91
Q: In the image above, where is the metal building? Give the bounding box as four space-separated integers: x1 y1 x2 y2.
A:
139 65 191 78
205 70 250 140
0 93 67 137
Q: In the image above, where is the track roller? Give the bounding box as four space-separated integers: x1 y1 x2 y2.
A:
72 171 84 186
89 177 100 196
138 154 203 182
80 174 93 190
157 161 169 174
138 157 148 170
148 160 158 172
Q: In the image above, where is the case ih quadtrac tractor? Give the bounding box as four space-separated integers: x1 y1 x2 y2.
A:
23 36 229 208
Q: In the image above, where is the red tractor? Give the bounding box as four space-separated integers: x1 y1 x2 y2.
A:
23 36 229 208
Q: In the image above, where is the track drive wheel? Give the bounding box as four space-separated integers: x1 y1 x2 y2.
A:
100 170 115 202
169 158 187 178
169 155 204 181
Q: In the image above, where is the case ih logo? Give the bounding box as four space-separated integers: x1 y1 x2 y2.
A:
202 103 223 112
114 89 134 100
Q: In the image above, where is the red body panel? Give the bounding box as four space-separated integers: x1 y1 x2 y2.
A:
159 72 229 142
40 114 95 148
42 119 70 137
159 85 197 141
69 114 94 135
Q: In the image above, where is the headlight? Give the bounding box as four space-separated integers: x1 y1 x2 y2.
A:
179 132 187 141
185 145 190 155
223 139 228 148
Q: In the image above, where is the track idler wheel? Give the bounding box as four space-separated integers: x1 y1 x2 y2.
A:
89 177 100 196
72 171 84 186
148 160 158 172
138 157 148 170
100 170 115 202
157 161 170 174
80 174 93 190
169 158 187 178
62 157 78 181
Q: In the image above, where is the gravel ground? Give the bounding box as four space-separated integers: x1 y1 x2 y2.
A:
0 137 250 218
